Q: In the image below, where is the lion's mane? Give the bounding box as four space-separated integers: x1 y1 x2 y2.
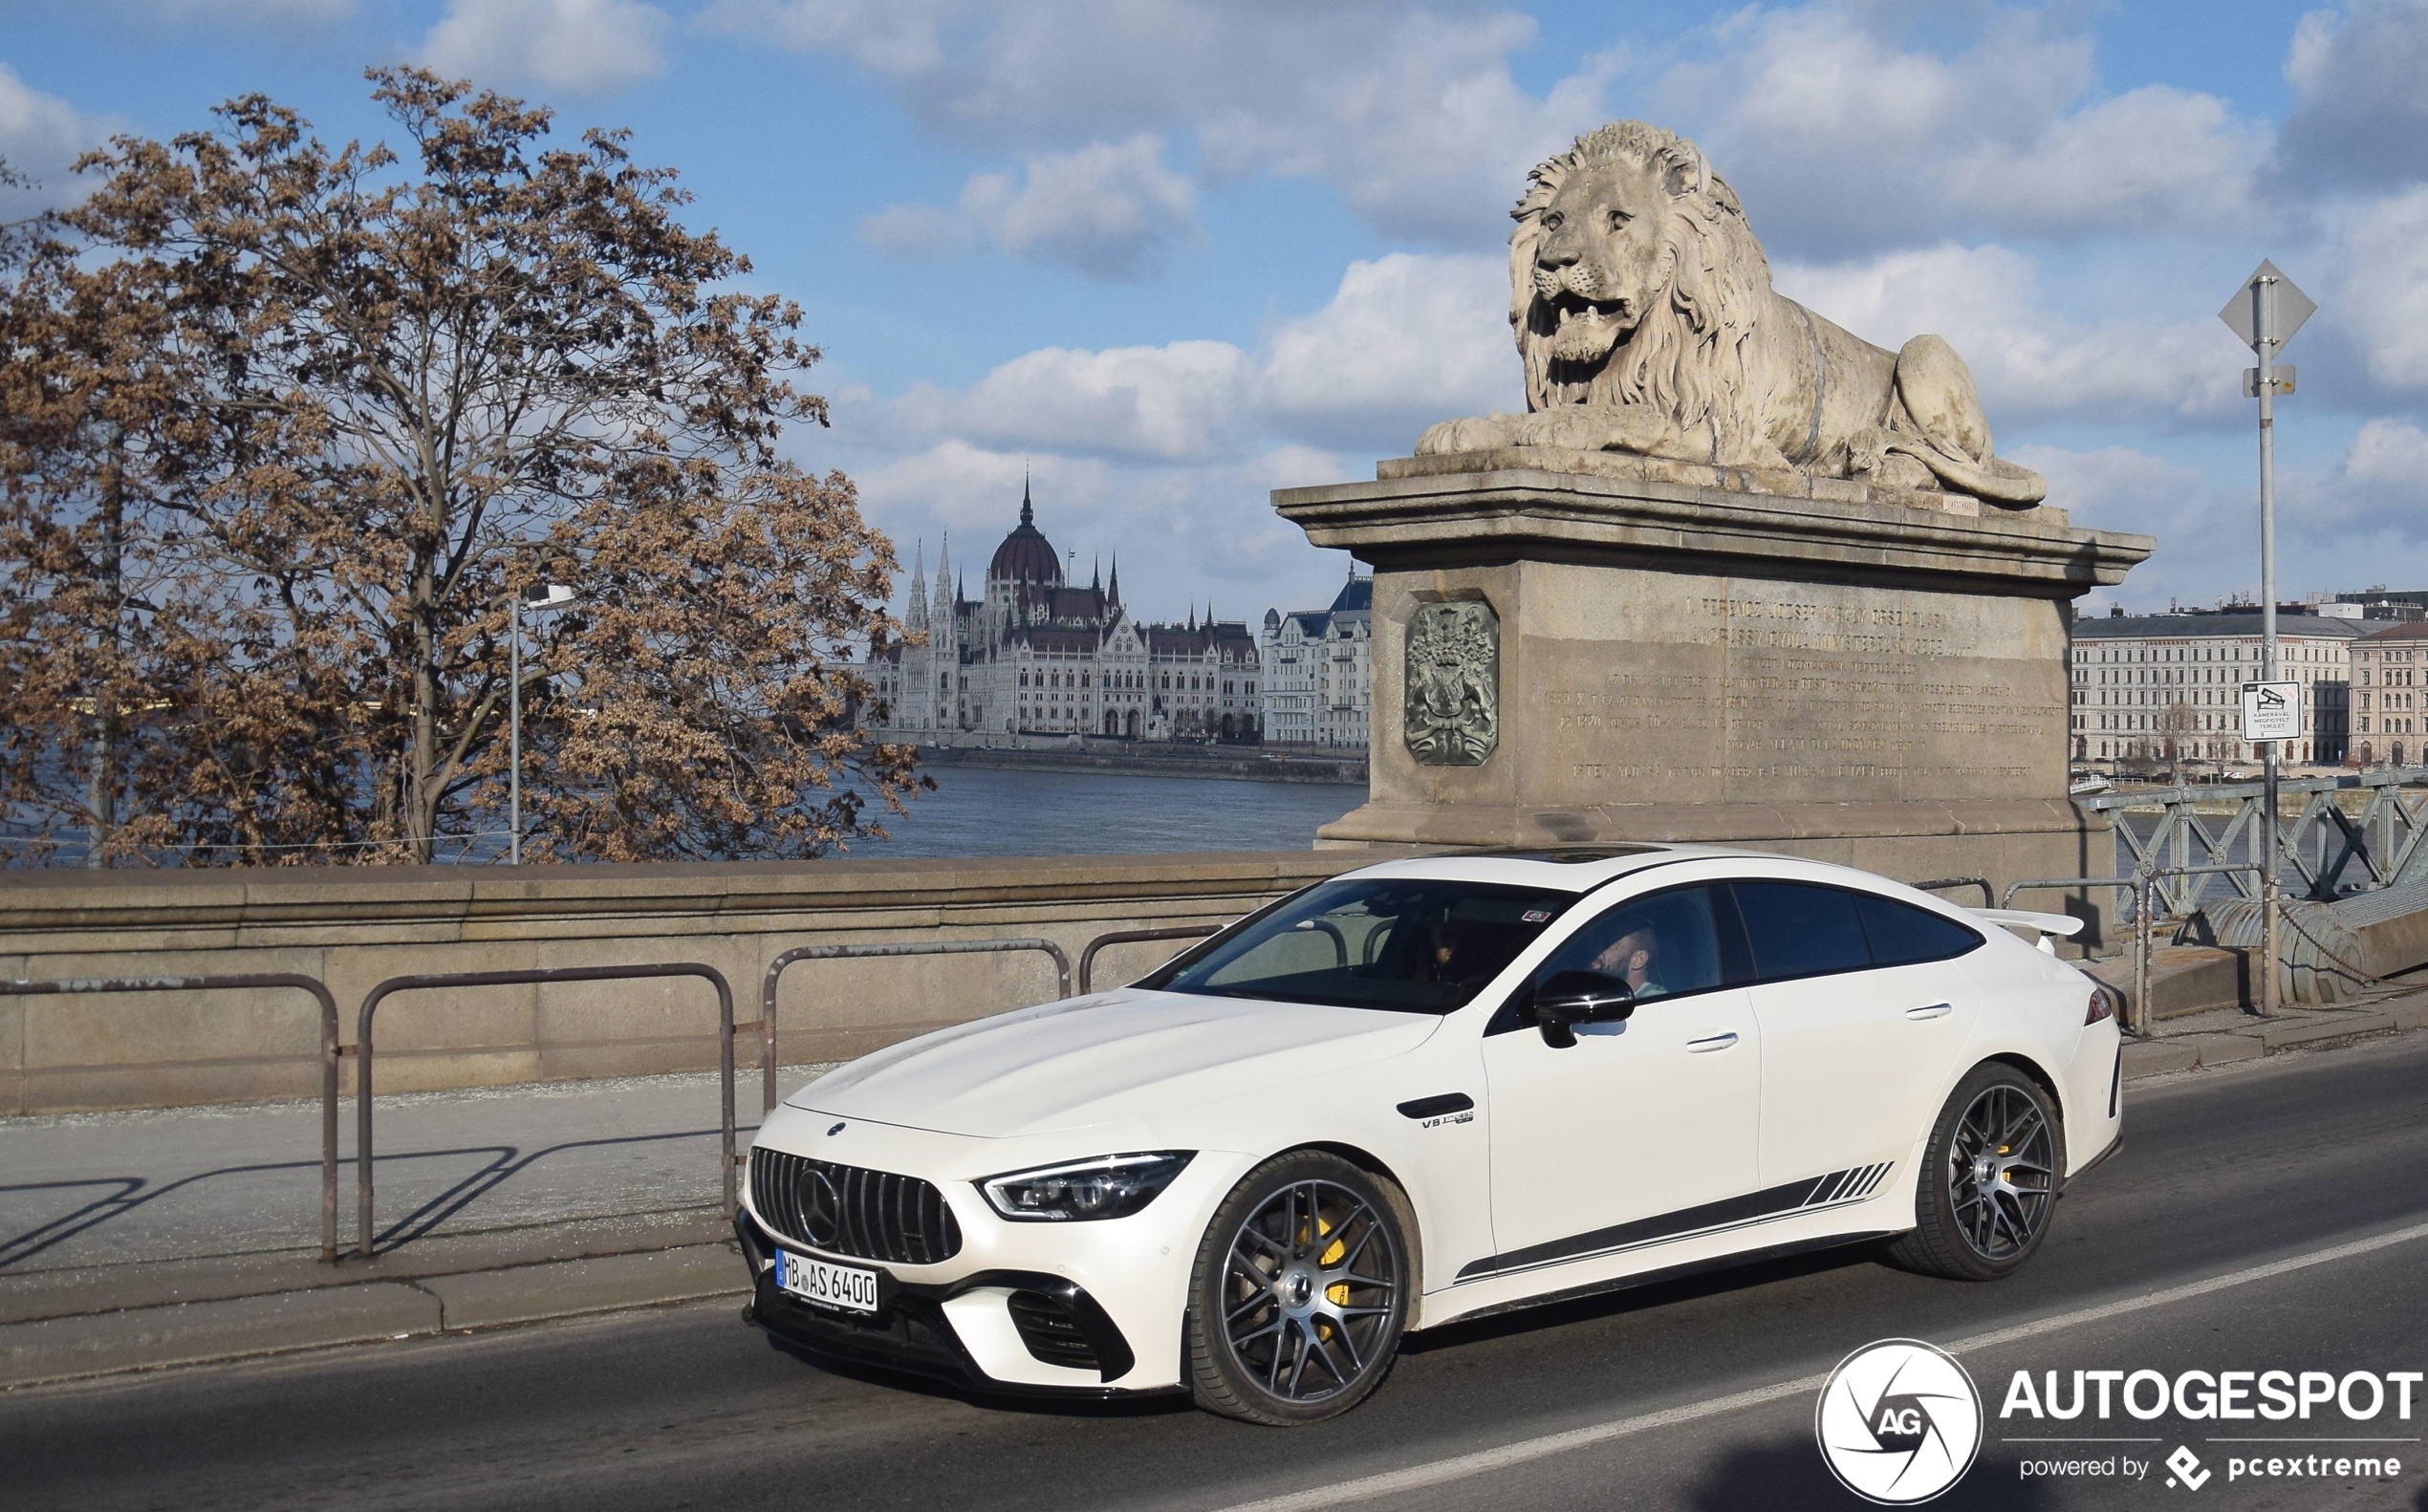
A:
1511 122 1772 462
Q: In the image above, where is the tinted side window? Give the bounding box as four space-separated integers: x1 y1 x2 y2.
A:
1855 894 1984 965
1535 885 1727 1001
1731 882 1869 982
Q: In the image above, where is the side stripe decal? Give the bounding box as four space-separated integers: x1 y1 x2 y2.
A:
1455 1161 1897 1282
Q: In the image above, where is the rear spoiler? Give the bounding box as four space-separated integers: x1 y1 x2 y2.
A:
1970 908 2086 954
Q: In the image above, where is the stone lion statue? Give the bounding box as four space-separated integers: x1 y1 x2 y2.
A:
1416 121 2047 508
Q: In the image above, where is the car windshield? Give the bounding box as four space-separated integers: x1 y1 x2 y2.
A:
1144 878 1580 1014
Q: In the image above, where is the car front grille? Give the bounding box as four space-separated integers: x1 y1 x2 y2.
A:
1006 1289 1100 1371
750 1147 964 1265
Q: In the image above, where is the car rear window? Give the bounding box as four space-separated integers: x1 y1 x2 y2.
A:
1854 893 1985 965
1730 880 1984 983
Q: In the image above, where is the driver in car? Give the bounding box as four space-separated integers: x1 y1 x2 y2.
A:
1588 913 1667 1000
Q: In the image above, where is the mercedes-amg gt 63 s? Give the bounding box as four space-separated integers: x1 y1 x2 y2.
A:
735 846 2123 1424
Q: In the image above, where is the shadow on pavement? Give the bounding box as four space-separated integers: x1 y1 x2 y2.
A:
0 1124 747 1269
1402 1241 1891 1354
1683 1433 2057 1510
752 1318 1195 1420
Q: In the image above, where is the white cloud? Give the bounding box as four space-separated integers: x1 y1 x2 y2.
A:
422 0 673 95
862 136 1199 280
2279 0 2428 191
1259 252 1511 441
1775 244 2238 428
965 136 1199 279
852 438 1353 618
2321 418 2428 534
857 203 975 256
2332 186 2428 390
881 250 1513 462
700 0 959 78
1655 3 2262 253
725 1 1616 246
895 339 1253 461
0 64 110 208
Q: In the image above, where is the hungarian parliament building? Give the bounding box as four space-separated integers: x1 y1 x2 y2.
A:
867 485 1372 749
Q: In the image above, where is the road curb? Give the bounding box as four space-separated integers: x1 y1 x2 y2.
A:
2124 997 2428 1080
0 1242 745 1391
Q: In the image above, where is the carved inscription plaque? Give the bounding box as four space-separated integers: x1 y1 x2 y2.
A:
1526 575 2067 804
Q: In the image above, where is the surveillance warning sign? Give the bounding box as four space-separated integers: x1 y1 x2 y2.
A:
2241 680 2302 743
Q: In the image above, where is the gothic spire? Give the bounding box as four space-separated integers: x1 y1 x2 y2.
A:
1020 464 1033 528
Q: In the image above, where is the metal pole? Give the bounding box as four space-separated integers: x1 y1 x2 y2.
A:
509 597 522 868
2134 877 2152 1039
2257 275 2282 1016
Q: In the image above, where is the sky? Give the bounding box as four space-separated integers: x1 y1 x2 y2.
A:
5 0 2426 624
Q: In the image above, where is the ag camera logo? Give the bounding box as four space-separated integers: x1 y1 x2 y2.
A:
1816 1339 1984 1503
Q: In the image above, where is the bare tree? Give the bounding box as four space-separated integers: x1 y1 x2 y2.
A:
0 75 921 865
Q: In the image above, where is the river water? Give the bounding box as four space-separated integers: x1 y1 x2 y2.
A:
847 767 1365 858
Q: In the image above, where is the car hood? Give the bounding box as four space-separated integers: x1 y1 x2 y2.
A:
789 988 1440 1139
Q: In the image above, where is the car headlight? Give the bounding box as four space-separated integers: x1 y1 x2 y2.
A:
978 1152 1195 1221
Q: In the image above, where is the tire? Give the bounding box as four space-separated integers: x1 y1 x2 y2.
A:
1184 1150 1413 1425
1888 1062 2066 1282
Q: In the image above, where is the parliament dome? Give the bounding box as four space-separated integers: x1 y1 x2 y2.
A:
987 482 1062 586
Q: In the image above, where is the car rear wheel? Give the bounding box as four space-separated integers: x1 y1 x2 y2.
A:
1889 1062 2064 1282
1184 1151 1411 1425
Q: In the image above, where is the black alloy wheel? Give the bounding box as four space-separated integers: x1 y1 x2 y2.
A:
1184 1150 1412 1425
1890 1061 2065 1282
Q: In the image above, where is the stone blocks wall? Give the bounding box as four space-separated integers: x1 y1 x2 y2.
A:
0 852 1364 1115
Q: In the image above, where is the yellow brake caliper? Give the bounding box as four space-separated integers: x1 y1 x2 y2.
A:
1319 1218 1351 1308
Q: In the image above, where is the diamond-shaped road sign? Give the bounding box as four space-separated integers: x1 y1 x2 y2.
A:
2220 259 2315 353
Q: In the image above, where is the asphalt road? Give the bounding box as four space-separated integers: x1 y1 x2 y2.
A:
11 1036 2428 1512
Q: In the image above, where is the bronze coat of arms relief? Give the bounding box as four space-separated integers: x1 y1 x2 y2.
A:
1403 599 1499 767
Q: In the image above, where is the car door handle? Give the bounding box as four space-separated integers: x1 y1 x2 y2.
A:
1685 1031 1739 1052
1905 1003 1954 1020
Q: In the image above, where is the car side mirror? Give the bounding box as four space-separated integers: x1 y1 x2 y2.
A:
1533 970 1635 1048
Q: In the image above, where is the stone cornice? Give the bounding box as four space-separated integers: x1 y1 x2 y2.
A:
1274 453 2154 596
0 850 1367 946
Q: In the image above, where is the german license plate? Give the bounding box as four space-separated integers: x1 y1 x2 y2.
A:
773 1249 880 1314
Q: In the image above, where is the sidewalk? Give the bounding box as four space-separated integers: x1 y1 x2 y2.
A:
0 1067 831 1388
2116 982 2428 1076
9 988 2428 1393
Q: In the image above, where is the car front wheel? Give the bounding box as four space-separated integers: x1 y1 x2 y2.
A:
1184 1150 1412 1425
1889 1062 2064 1282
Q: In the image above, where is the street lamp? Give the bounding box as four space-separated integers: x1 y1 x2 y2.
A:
509 583 579 866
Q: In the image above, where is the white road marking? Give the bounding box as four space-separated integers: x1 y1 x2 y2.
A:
1205 1217 2428 1512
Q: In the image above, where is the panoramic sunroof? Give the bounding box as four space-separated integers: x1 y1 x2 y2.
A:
1461 845 1664 864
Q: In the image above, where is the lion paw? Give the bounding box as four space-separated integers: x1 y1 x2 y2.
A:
1416 416 1521 455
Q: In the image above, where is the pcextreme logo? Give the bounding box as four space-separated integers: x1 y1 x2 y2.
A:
1815 1339 1984 1504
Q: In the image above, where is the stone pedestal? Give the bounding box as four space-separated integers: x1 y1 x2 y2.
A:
1274 448 2155 914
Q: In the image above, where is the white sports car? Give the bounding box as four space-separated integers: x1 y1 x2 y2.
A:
736 846 2123 1424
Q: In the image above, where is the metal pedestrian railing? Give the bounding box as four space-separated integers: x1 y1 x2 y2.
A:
1077 925 1224 993
2083 767 2428 910
353 963 735 1261
0 973 343 1261
2004 876 2152 1036
1908 876 1994 908
2004 864 2273 1035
